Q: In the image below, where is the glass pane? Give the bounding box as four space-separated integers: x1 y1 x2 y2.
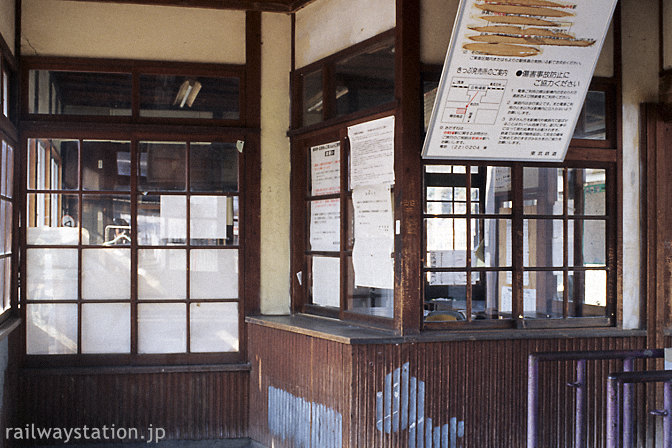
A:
484 167 512 213
302 69 323 127
190 302 239 352
0 258 6 312
309 199 340 252
425 218 468 266
5 143 13 198
138 195 186 246
139 74 240 120
310 256 340 308
2 69 8 117
29 70 132 116
310 141 340 196
526 271 564 318
346 256 393 318
568 168 606 215
471 219 511 268
81 303 131 354
573 90 606 140
139 142 186 191
190 196 235 245
569 270 607 316
138 303 186 354
1 140 6 196
425 272 489 321
190 249 238 299
334 38 394 117
2 201 11 253
81 248 130 300
525 219 563 267
26 194 79 245
523 168 563 215
138 249 186 300
26 249 78 301
82 195 131 245
27 139 78 190
82 140 131 191
3 257 10 311
26 303 78 355
572 219 606 267
190 142 238 192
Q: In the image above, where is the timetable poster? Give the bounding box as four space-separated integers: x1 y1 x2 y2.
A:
422 0 617 162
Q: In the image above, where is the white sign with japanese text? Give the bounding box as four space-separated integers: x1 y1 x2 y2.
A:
423 0 617 161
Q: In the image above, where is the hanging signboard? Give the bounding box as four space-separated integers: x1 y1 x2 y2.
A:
422 0 617 162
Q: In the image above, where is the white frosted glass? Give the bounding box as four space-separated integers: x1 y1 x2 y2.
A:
157 195 186 243
4 202 10 252
27 226 80 245
311 256 340 308
3 257 10 311
82 249 130 300
190 250 238 299
27 249 78 301
26 303 78 354
82 303 130 354
190 196 228 240
5 144 13 197
1 141 6 197
190 302 239 352
0 258 6 312
138 303 186 354
138 249 186 300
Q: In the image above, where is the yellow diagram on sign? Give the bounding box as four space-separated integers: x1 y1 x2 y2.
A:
463 0 596 57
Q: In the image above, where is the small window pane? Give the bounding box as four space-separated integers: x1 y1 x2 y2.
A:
138 195 186 246
190 196 235 245
309 199 340 252
190 142 238 192
26 303 78 355
27 139 79 190
139 74 240 120
573 90 606 140
310 256 340 308
5 143 13 197
568 168 606 215
302 69 323 127
569 270 607 316
334 38 394 117
138 249 186 300
572 219 606 267
525 219 563 267
471 219 511 268
138 303 186 354
82 140 131 191
2 201 11 253
484 167 512 214
190 302 239 352
26 194 79 245
82 303 131 354
26 249 78 301
3 258 10 311
524 168 563 215
81 248 130 300
346 256 393 318
139 142 186 191
82 195 131 245
2 69 8 117
190 249 238 299
526 271 564 318
29 70 132 116
425 218 468 266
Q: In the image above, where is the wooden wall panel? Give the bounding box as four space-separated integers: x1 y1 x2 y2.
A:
17 369 249 442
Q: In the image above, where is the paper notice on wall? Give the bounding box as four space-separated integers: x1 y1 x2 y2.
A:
311 256 341 308
309 199 340 252
348 116 395 188
352 184 394 289
500 286 536 314
422 0 618 162
310 141 340 196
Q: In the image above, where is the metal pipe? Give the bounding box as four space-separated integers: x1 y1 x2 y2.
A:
665 382 672 448
575 359 587 448
623 358 634 448
527 354 539 448
606 376 619 448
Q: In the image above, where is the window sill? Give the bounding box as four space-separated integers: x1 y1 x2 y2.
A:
0 317 21 342
21 362 251 376
246 313 646 345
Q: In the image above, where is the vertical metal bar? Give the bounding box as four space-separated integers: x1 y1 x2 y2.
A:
664 382 672 448
527 354 538 448
575 359 587 448
606 377 619 448
622 358 634 448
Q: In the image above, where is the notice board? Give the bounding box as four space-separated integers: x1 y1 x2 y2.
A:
422 0 618 162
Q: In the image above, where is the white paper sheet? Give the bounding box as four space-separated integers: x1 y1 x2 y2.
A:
190 196 228 240
310 141 341 196
352 237 394 289
309 199 340 252
348 116 395 188
311 256 340 308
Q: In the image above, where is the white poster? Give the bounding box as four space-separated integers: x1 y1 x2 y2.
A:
423 0 618 161
309 199 340 252
352 185 394 289
348 116 395 188
310 141 340 196
312 256 341 308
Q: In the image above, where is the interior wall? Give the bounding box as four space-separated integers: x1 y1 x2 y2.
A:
0 0 14 54
419 0 614 77
294 0 395 68
621 0 659 329
20 0 245 63
260 12 291 314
